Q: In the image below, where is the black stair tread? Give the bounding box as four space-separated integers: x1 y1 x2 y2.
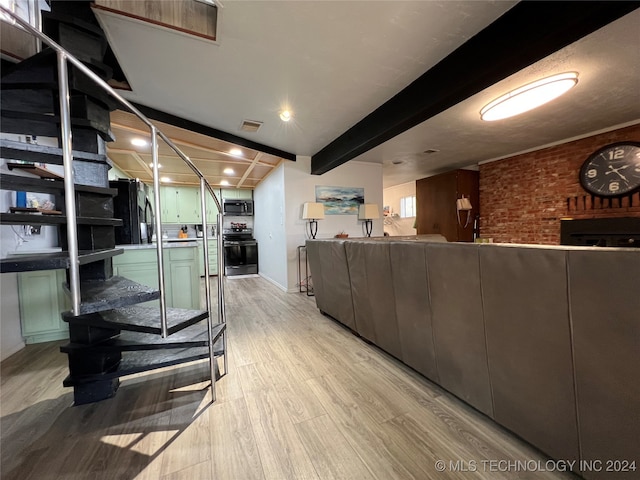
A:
42 10 106 37
60 322 225 352
63 276 160 315
0 173 117 196
0 110 115 142
0 248 124 274
0 212 122 226
63 305 210 335
1 48 113 86
62 347 210 386
1 49 119 110
0 138 108 165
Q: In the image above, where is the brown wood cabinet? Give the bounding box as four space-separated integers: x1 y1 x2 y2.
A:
416 169 479 242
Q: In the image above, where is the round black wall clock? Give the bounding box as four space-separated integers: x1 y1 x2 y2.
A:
579 141 640 196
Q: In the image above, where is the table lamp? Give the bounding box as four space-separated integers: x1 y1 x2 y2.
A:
302 202 325 239
359 203 380 237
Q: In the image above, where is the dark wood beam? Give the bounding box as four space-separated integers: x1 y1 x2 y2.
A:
131 102 297 161
311 1 640 175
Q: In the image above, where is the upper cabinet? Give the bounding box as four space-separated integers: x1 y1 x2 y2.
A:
153 186 252 223
222 189 253 200
157 186 201 224
416 169 479 242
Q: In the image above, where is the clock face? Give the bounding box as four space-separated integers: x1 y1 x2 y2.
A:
579 142 640 196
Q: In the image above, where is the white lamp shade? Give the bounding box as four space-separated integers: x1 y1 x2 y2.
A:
358 203 380 220
302 202 325 220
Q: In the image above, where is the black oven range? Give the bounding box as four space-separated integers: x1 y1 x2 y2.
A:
222 226 258 276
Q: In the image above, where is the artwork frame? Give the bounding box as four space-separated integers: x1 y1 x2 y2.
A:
315 186 364 215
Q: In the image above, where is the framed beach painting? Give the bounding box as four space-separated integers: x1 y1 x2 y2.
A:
315 186 364 215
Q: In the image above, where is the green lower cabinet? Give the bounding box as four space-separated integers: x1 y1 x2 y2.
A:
112 248 162 308
165 247 200 309
18 269 69 344
17 246 201 345
112 246 200 310
196 240 219 277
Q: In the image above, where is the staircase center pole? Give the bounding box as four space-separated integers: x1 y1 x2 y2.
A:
150 126 168 337
57 51 81 315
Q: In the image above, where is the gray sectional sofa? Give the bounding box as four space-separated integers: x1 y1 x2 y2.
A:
306 237 640 480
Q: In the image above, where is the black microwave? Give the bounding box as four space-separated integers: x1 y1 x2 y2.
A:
223 200 253 216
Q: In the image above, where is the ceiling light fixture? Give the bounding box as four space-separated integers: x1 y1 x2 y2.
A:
131 138 148 147
148 163 162 169
160 177 172 183
220 179 230 186
480 72 579 122
279 110 292 122
223 167 235 175
229 148 242 156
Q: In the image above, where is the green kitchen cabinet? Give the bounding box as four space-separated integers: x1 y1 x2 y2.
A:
159 186 180 223
177 187 201 223
221 188 253 200
165 247 200 309
205 192 221 223
112 248 162 307
158 186 202 224
16 246 201 345
112 246 200 309
197 239 219 277
18 269 69 344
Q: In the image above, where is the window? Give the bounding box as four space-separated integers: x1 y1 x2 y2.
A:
400 195 416 218
0 0 41 26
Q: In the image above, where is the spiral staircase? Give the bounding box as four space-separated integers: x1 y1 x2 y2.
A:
0 1 226 405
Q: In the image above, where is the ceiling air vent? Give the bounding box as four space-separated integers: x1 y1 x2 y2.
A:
240 119 263 133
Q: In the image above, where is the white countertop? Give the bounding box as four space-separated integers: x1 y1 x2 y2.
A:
119 242 199 250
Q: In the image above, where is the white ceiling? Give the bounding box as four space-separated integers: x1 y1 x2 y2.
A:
94 1 640 189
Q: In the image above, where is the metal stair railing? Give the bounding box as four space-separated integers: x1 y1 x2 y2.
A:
1 6 227 397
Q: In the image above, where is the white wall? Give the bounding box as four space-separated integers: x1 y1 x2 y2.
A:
283 156 383 292
254 156 383 292
253 164 288 289
383 180 417 236
0 273 24 360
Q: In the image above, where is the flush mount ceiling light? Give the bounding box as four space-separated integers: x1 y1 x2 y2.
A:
480 72 579 121
160 177 172 183
229 148 242 156
223 167 235 175
220 179 230 186
279 110 292 122
148 163 162 169
131 138 148 147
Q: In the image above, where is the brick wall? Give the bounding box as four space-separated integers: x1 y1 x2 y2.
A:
479 124 640 244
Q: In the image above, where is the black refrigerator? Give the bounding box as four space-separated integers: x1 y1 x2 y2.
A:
110 178 155 244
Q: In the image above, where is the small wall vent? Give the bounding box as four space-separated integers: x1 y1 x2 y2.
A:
240 119 263 132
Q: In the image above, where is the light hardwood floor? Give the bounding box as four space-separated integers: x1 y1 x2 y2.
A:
1 276 578 480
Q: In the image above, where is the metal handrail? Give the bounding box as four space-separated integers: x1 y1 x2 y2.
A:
1 6 226 390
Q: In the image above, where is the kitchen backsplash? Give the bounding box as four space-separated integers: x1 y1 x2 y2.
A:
161 216 254 239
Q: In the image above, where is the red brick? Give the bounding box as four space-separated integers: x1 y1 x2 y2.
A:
479 124 640 244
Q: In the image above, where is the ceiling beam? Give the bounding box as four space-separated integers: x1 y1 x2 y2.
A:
131 102 297 162
237 152 264 188
311 1 640 175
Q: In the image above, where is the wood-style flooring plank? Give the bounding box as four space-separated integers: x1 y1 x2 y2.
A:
159 388 212 477
244 387 320 480
306 374 426 480
295 413 376 480
208 397 265 480
160 460 213 480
